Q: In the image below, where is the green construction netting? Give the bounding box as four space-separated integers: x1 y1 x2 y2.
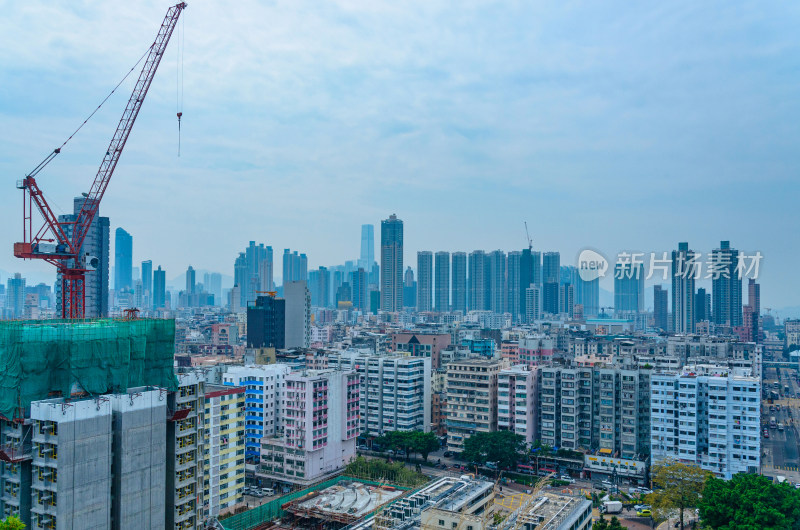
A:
0 318 178 420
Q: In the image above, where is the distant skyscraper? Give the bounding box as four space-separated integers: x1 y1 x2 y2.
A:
434 251 450 312
403 266 416 308
559 283 574 317
309 266 330 308
712 240 743 327
153 266 167 309
542 252 560 315
349 268 368 312
7 273 25 318
380 214 404 312
416 251 433 312
141 260 152 302
654 285 668 331
185 266 196 295
451 252 467 313
208 272 222 305
282 249 308 286
114 228 132 292
56 197 110 318
519 249 540 319
525 285 541 322
671 242 696 333
614 262 644 315
507 251 521 321
487 250 506 314
258 259 273 292
468 250 487 311
694 287 710 323
360 224 375 270
748 279 760 317
576 276 599 317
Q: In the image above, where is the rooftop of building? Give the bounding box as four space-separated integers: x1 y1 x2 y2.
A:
286 480 404 523
517 493 592 530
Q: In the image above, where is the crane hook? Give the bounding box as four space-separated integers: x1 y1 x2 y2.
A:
177 112 182 157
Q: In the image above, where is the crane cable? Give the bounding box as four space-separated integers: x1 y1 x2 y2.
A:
26 44 152 179
176 12 184 156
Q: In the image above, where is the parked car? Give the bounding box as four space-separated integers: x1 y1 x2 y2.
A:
559 475 575 483
262 488 275 496
357 445 369 451
443 451 453 458
637 508 653 517
628 487 641 495
634 504 651 512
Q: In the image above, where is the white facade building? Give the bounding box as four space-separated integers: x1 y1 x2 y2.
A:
497 365 538 445
650 365 760 479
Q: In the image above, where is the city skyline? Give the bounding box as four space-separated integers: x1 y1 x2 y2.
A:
1 2 798 311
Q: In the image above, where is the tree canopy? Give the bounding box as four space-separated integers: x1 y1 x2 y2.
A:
593 515 624 530
700 473 800 529
374 430 440 461
462 430 525 470
647 460 709 528
0 516 25 530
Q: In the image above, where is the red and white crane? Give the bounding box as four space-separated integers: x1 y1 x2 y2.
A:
14 3 187 319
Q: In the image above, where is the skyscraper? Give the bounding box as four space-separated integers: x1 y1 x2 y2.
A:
284 281 311 348
614 262 644 315
576 276 599 317
360 224 375 270
247 294 285 348
416 251 433 312
712 240 743 327
282 249 308 286
671 242 696 333
153 266 166 309
349 268 368 312
207 272 222 305
434 251 450 312
380 214 403 312
185 265 196 295
403 266 416 308
56 197 110 318
542 252 560 315
559 283 574 317
695 287 711 322
451 252 467 313
507 251 521 321
654 285 668 331
525 285 541 322
468 250 487 311
487 250 506 314
141 260 152 304
6 273 25 318
114 228 132 292
519 249 541 319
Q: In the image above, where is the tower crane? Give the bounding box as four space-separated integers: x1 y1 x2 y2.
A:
524 222 533 251
14 3 187 319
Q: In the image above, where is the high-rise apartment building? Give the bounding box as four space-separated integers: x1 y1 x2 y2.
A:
497 365 539 445
309 267 331 308
650 366 760 479
260 370 360 486
542 252 560 315
614 262 644 315
525 286 541 323
445 359 504 453
487 250 506 314
56 197 110 318
671 242 696 333
114 227 133 293
380 214 404 312
203 384 245 519
234 242 273 308
712 240 742 327
153 266 167 310
207 272 222 306
223 365 292 459
539 366 651 459
451 252 467 313
284 281 311 348
349 268 368 312
6 274 26 318
281 249 307 287
434 251 450 312
417 251 433 312
543 282 559 315
363 356 431 435
695 287 711 322
141 260 152 303
359 224 375 270
519 249 541 319
247 295 286 349
559 283 574 317
576 276 599 317
654 285 668 331
468 250 487 311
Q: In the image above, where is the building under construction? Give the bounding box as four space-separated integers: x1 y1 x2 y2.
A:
282 480 404 527
0 318 208 530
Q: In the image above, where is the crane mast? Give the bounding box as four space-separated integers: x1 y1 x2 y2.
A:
14 3 186 319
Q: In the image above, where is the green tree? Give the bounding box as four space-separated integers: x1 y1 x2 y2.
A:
0 516 25 530
700 473 800 529
593 515 623 530
410 431 440 462
462 431 525 470
647 460 709 529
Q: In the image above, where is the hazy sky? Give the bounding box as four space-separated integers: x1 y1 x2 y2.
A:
1 1 799 311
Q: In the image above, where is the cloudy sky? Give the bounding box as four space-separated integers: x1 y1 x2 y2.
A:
1 1 798 310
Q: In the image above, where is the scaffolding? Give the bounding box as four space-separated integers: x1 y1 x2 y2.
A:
0 318 178 420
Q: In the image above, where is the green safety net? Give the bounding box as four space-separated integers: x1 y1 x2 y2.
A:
0 318 179 420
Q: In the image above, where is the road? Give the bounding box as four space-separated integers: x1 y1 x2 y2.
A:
762 366 800 482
